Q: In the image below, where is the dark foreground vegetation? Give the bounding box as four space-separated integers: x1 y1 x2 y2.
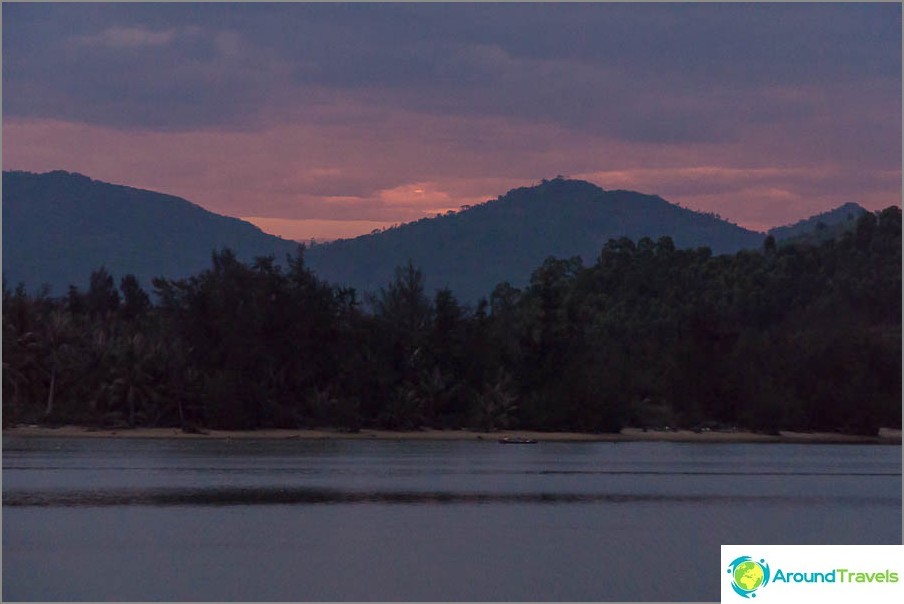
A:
3 208 901 435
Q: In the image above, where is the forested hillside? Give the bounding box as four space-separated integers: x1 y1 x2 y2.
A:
768 201 867 245
3 207 900 435
305 177 767 301
2 170 298 295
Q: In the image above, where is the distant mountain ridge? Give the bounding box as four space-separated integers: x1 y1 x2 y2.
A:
768 201 867 244
2 170 298 295
305 177 767 301
2 171 870 302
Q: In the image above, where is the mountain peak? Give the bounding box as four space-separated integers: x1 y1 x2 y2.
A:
2 170 298 295
509 176 604 197
307 178 766 300
768 201 868 241
538 176 604 191
835 201 868 214
14 169 95 185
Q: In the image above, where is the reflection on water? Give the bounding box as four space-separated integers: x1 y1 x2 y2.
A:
5 486 900 508
3 437 901 601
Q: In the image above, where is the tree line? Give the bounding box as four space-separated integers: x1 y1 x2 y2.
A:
3 207 900 435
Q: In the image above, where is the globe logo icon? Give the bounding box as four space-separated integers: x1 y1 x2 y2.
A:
726 556 771 598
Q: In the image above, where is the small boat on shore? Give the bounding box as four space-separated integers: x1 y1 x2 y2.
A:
498 436 538 444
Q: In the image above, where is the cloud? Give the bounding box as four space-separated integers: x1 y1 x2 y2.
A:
378 183 457 214
2 3 900 241
5 19 293 131
575 164 901 232
6 111 899 242
71 25 187 49
4 3 899 141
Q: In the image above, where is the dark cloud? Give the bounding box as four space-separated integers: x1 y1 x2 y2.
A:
3 9 289 131
3 2 900 241
3 3 899 143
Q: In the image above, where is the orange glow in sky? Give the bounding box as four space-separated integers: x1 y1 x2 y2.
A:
3 3 900 241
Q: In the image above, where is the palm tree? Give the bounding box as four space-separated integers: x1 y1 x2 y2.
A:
41 310 76 419
472 370 518 432
100 333 159 427
2 322 40 424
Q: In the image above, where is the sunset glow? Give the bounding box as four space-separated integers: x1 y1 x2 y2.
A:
3 3 900 241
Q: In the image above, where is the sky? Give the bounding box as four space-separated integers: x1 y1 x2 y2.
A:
3 2 901 241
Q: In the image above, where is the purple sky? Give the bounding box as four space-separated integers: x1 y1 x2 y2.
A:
3 3 901 241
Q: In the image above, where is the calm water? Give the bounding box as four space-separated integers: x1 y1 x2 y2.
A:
2 437 900 601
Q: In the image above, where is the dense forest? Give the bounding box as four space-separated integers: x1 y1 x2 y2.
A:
3 207 901 435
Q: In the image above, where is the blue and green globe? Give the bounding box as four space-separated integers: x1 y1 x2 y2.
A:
734 561 765 591
727 556 771 598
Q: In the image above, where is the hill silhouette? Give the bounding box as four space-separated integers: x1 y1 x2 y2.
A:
306 177 766 301
768 201 867 245
4 171 872 302
2 170 298 295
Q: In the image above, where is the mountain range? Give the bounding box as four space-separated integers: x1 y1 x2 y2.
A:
1 170 868 302
2 170 298 295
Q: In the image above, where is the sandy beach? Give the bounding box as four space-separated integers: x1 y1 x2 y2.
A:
3 424 900 444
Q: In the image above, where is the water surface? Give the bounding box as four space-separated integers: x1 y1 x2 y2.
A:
3 437 900 601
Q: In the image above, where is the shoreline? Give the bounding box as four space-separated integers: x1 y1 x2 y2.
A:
2 425 901 445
